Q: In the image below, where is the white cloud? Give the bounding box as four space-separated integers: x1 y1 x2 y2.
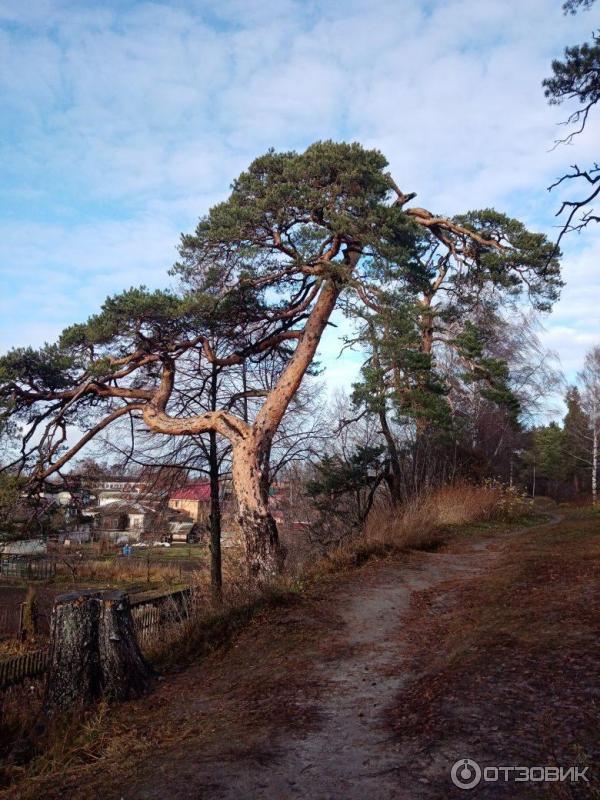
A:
538 234 600 379
1 0 599 388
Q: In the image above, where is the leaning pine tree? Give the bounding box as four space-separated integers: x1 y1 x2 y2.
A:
0 142 561 581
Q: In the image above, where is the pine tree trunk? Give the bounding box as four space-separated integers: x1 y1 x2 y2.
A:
44 590 153 714
232 443 280 581
209 430 222 595
238 505 280 579
379 408 402 504
208 363 223 595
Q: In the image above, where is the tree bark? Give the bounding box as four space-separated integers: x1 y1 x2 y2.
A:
144 278 342 582
379 408 402 504
421 310 434 357
231 278 342 580
369 327 403 505
232 440 280 580
44 590 153 714
209 363 222 595
414 297 435 437
209 430 222 595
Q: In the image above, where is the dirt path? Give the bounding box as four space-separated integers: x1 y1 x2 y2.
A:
119 537 510 800
214 555 482 800
17 516 570 800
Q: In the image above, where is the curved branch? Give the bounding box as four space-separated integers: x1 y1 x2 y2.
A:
12 384 154 404
405 207 504 250
227 389 270 408
35 404 146 480
141 355 250 442
254 276 343 441
142 405 249 442
200 329 302 367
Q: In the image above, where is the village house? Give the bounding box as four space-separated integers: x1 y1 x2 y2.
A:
89 501 199 544
86 475 158 507
168 481 296 526
168 482 213 523
167 508 199 544
91 501 156 542
168 482 240 543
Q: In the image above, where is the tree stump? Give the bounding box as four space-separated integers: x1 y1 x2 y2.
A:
44 589 153 714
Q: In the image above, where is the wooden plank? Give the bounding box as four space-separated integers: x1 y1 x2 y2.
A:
0 647 49 689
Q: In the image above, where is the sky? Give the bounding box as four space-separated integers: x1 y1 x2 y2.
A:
1 0 599 402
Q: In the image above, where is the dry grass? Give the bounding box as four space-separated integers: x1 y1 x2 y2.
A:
364 482 528 550
388 510 600 794
0 695 131 790
132 546 299 667
0 550 302 791
53 555 184 587
314 482 531 575
0 482 534 793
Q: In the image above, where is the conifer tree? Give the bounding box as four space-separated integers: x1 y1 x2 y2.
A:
0 142 561 579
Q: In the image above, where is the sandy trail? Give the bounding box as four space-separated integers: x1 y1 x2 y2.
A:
135 543 500 800
35 517 566 800
223 558 465 800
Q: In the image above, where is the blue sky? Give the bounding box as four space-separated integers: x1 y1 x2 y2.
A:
1 0 599 396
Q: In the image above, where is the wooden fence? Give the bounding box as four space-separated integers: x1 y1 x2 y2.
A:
0 587 193 690
0 647 49 688
131 604 162 643
0 604 23 638
0 555 56 581
130 587 192 643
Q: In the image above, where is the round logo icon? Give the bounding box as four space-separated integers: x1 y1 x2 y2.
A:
451 758 482 790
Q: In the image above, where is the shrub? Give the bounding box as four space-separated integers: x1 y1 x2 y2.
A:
364 482 529 552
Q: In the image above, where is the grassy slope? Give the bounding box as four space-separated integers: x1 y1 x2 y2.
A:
390 508 600 798
1 506 598 798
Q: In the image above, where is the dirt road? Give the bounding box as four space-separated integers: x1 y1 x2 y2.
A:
194 558 480 799
112 539 503 800
15 512 594 800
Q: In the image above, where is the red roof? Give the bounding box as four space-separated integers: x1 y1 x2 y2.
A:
170 482 211 502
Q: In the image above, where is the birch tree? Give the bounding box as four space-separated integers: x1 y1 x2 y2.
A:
579 345 600 504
